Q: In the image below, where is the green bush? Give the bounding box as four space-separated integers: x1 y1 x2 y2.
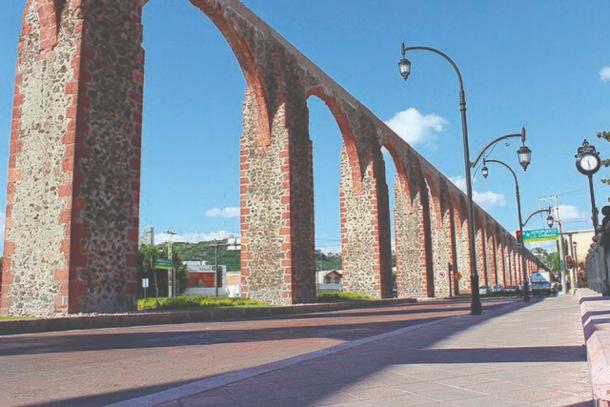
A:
137 295 268 311
316 291 372 302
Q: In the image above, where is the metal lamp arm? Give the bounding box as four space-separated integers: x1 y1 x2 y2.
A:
523 208 551 228
402 45 464 91
484 159 518 187
471 132 524 169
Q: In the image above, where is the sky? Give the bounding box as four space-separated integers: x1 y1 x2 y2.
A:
0 1 609 255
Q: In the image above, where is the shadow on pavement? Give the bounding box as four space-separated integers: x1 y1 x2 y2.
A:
9 298 567 407
0 302 516 357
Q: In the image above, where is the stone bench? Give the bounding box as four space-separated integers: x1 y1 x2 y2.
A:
578 288 610 405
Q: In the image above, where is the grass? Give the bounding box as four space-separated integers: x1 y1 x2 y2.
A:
316 291 372 302
137 295 268 311
0 315 28 321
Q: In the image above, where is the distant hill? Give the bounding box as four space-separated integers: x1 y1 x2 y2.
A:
153 241 342 271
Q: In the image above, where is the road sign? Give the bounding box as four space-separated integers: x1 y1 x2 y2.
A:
142 278 149 288
522 228 559 243
155 259 172 270
454 272 462 281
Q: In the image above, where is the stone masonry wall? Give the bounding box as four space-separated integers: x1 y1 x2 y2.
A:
1 0 77 316
394 174 428 298
70 1 143 312
486 227 498 286
456 218 471 292
340 147 392 298
427 182 451 298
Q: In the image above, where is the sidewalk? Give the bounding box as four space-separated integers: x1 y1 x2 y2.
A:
124 296 592 407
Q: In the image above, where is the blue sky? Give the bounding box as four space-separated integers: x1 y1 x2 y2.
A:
0 1 609 254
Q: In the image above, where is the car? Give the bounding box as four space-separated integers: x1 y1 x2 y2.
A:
504 286 517 294
490 285 504 295
479 286 491 295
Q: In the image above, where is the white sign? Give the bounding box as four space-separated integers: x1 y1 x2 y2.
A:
142 278 149 288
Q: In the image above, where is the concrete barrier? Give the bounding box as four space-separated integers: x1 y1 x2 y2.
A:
578 288 610 405
0 297 417 336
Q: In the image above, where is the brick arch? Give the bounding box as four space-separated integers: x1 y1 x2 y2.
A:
422 171 445 229
305 88 363 193
140 0 272 148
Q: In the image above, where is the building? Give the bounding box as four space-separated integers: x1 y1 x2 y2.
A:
183 261 236 297
140 226 154 246
316 270 343 292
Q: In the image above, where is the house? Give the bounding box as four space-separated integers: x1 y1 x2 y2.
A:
316 270 343 292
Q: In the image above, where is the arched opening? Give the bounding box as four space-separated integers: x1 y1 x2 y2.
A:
305 95 345 294
139 1 263 298
381 146 397 297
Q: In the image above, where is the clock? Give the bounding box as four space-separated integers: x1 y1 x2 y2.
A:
575 141 601 175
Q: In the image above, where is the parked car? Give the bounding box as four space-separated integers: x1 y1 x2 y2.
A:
504 286 517 294
491 285 504 295
479 286 491 295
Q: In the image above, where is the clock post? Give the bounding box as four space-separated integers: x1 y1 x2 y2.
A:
575 139 601 231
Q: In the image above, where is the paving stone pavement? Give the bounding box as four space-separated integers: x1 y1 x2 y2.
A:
156 296 592 407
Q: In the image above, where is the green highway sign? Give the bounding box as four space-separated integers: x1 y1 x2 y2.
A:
522 228 559 243
155 259 172 270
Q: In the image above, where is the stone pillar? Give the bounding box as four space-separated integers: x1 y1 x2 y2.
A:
394 174 431 298
340 146 392 298
2 1 143 316
486 225 497 286
498 240 507 287
448 207 460 296
427 180 451 298
240 85 316 305
476 221 488 288
455 214 472 293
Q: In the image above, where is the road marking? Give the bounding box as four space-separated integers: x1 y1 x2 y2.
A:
108 300 525 407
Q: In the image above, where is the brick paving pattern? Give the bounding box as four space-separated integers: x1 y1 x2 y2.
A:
164 296 591 407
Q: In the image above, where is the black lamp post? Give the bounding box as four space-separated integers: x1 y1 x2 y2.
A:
575 139 601 231
481 159 551 302
399 43 483 314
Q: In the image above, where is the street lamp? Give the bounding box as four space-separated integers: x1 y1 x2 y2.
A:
471 126 531 170
575 139 601 231
482 158 529 301
398 43 482 315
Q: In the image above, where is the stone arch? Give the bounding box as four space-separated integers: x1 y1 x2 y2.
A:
381 144 433 298
305 87 363 194
140 0 273 148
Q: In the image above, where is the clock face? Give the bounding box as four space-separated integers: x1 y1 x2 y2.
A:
580 154 599 172
577 153 600 174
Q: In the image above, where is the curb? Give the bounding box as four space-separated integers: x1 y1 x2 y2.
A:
576 288 610 405
0 297 417 335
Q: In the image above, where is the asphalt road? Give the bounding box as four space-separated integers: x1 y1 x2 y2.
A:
0 298 516 406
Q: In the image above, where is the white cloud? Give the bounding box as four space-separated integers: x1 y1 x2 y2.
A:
600 66 610 82
449 175 506 209
473 190 506 207
384 107 447 145
205 207 240 218
155 230 237 244
557 204 587 222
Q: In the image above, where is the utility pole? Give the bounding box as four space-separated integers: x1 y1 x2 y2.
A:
165 230 176 297
207 237 241 297
540 195 567 294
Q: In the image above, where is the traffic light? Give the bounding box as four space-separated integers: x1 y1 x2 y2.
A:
516 230 522 243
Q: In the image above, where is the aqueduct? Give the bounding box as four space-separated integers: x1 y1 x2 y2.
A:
0 0 544 316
